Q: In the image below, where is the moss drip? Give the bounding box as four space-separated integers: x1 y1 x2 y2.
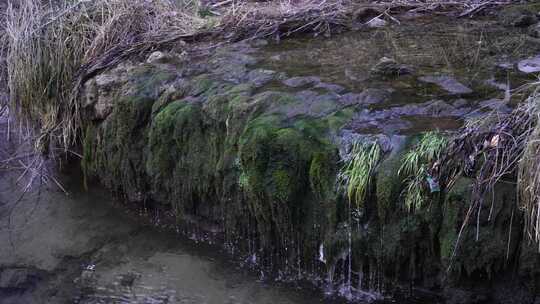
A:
81 55 533 296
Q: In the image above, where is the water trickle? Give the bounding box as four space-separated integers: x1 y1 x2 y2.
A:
318 243 326 264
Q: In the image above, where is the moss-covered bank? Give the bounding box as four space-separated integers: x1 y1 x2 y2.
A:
80 41 540 303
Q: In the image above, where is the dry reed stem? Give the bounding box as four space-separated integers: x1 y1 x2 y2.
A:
5 0 206 156
440 84 540 272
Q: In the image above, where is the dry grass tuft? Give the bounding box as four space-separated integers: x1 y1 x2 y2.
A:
5 0 205 155
3 0 520 157
518 87 540 249
438 82 540 264
213 0 514 41
219 0 354 40
442 92 539 220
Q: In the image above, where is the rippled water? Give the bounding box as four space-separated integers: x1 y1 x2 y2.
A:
0 162 355 304
258 16 538 91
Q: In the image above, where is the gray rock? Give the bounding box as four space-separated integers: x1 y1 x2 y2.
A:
485 78 509 91
418 75 473 95
339 88 390 106
347 99 468 135
211 52 258 84
371 57 414 77
452 99 469 108
269 55 282 62
146 51 186 64
479 98 512 113
314 82 346 93
281 90 340 118
422 100 459 116
247 69 276 87
251 39 269 47
83 71 125 120
518 55 540 73
494 62 515 78
366 17 387 28
529 23 540 38
119 272 140 287
282 76 321 88
0 268 38 289
388 101 436 116
78 269 97 288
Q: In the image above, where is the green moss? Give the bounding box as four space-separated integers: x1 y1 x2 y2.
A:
440 177 521 280
237 111 340 245
128 64 177 98
81 124 96 190
325 108 355 132
293 118 328 141
272 169 294 202
146 97 228 211
440 208 457 257
151 82 189 115
309 151 337 201
86 94 155 199
440 177 472 267
226 83 254 96
189 74 219 96
79 43 540 294
252 91 298 107
147 100 194 174
376 154 404 221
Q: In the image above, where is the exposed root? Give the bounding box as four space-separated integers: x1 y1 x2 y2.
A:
438 84 540 270
215 0 516 41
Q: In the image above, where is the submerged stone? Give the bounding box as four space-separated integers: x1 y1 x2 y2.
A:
365 17 387 28
371 57 414 77
339 88 390 106
499 6 539 27
418 75 473 95
518 55 540 73
529 23 540 38
314 82 346 93
282 76 321 88
247 69 279 87
146 51 186 65
0 268 40 290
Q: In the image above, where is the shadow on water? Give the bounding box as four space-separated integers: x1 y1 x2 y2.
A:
0 162 357 304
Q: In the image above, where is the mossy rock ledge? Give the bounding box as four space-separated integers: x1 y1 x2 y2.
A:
80 42 540 303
